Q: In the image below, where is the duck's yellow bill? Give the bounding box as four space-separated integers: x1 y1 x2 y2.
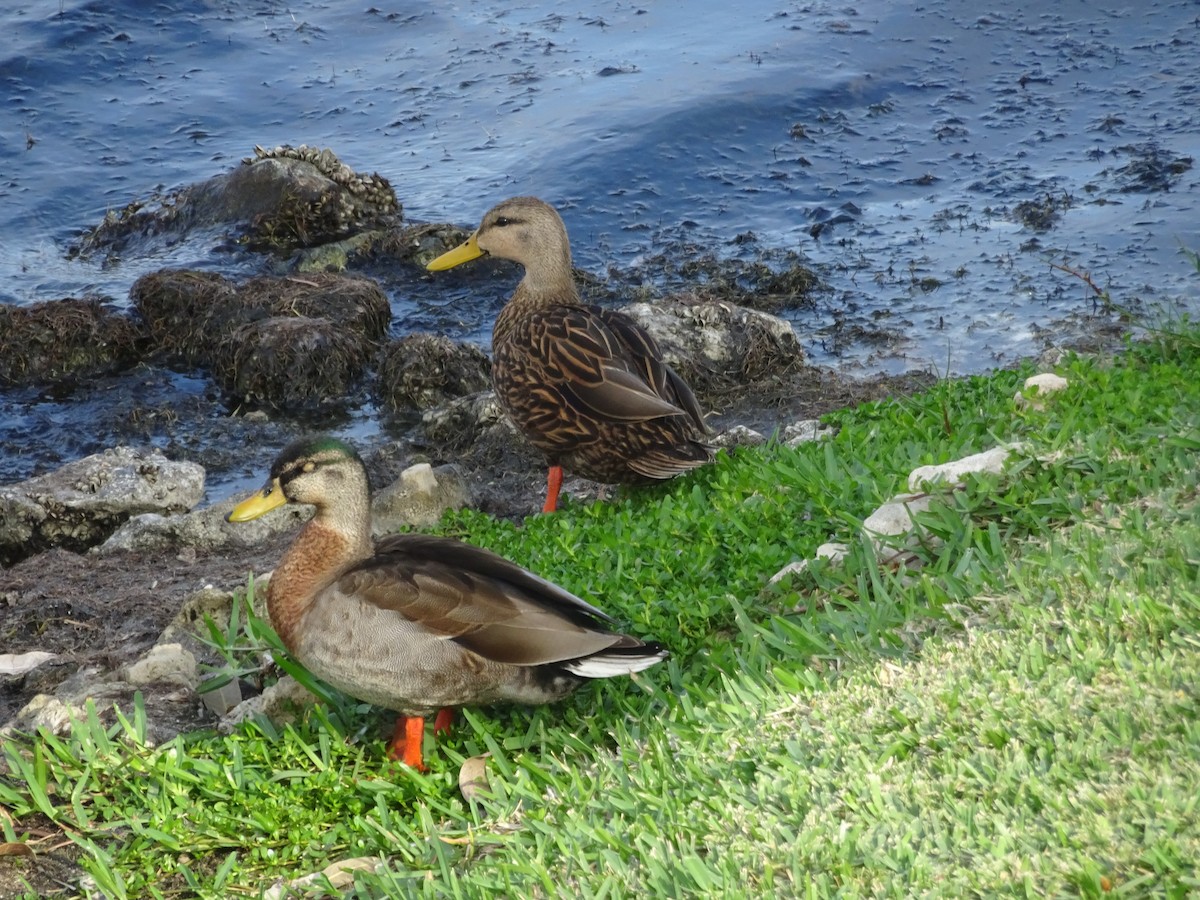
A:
426 232 484 271
226 479 288 523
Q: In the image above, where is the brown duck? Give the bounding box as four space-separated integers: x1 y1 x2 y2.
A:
427 196 712 513
226 434 667 770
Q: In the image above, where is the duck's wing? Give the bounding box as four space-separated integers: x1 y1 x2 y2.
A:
523 306 693 425
592 306 709 433
339 533 637 666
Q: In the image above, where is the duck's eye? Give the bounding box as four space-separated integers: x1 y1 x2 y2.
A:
495 216 513 227
302 462 316 474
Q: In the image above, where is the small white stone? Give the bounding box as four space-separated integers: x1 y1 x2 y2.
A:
782 419 830 447
0 650 57 677
907 444 1021 491
863 493 933 538
767 560 809 585
815 542 850 562
710 424 765 448
1015 373 1069 410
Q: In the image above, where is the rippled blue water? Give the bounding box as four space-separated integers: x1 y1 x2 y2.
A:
2 0 1198 493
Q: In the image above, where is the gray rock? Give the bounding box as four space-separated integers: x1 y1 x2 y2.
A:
372 462 472 534
219 675 318 733
620 297 806 392
907 444 1022 491
0 446 205 564
710 424 767 448
421 390 511 449
782 419 833 447
98 491 310 556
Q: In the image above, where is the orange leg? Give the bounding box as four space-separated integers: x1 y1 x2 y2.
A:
388 715 427 771
433 707 455 735
543 465 564 513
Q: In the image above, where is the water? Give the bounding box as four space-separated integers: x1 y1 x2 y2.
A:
2 0 1198 496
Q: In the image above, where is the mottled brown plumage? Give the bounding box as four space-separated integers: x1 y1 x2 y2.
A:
427 196 712 511
226 435 666 769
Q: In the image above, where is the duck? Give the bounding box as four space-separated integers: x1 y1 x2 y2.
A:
225 434 667 771
427 196 712 513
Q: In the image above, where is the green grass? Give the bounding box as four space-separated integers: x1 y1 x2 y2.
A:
2 328 1199 898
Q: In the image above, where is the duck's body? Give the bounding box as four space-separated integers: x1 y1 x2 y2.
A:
428 197 712 512
227 435 666 769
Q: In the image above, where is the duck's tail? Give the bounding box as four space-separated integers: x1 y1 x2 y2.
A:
561 641 668 678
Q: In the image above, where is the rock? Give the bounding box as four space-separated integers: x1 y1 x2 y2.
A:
782 419 832 447
0 297 144 387
710 425 767 448
159 584 270 648
5 694 77 737
215 315 374 412
200 678 244 717
907 444 1022 491
133 270 390 370
124 643 198 689
98 492 310 557
1015 373 1069 410
376 333 491 412
767 560 808 585
372 463 472 534
74 144 400 262
0 651 58 677
421 391 511 450
0 447 205 566
131 270 241 365
620 296 806 401
863 493 936 540
767 543 848 585
219 675 318 733
365 221 473 268
816 542 850 563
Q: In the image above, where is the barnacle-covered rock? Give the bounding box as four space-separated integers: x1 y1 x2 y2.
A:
376 333 491 412
133 269 391 368
73 144 402 262
214 315 374 412
0 297 144 386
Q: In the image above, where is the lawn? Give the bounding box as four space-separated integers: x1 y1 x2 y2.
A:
2 324 1198 898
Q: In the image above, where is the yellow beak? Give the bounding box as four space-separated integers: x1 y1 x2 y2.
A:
226 478 288 523
426 232 485 271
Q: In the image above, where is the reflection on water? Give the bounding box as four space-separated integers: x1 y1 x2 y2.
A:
1 0 1198 495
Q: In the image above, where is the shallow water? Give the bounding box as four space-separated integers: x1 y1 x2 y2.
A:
2 0 1198 496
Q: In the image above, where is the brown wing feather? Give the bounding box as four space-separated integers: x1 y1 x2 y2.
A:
529 306 687 423
592 307 709 434
338 533 626 666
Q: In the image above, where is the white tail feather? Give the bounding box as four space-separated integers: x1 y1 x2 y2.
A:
562 648 668 678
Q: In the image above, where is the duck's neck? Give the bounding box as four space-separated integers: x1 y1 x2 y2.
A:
494 249 578 343
266 516 371 652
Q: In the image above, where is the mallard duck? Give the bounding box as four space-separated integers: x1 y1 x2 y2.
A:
427 196 712 513
225 434 666 770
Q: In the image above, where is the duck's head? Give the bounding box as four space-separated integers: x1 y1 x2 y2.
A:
426 196 572 279
226 435 368 522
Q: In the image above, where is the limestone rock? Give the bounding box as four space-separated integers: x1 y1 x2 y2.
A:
219 675 319 733
620 296 805 400
0 651 58 677
0 447 205 565
907 444 1022 491
124 643 198 690
99 490 310 557
1015 373 1069 410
